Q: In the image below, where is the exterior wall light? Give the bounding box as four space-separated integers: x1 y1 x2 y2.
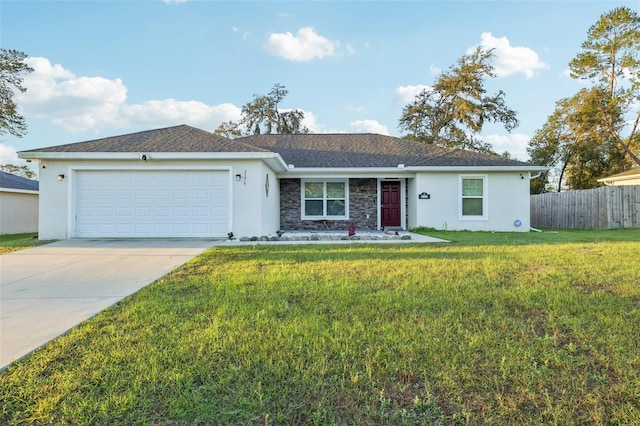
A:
57 174 65 181
419 192 430 199
235 174 242 181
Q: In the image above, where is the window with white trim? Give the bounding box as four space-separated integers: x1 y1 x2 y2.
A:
460 176 487 219
301 179 349 219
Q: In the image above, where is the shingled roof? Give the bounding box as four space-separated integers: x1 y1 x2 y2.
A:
20 125 269 153
0 171 39 191
20 125 538 169
238 133 534 168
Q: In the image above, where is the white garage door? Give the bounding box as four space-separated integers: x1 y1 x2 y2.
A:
75 170 230 238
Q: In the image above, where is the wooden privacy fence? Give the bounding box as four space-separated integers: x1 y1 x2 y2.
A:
530 185 640 230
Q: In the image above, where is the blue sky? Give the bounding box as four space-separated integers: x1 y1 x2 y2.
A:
1 0 637 169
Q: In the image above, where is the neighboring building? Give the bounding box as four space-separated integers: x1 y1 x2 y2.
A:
18 125 546 240
597 168 640 186
0 171 39 235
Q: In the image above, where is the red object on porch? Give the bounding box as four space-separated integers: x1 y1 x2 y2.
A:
348 222 356 237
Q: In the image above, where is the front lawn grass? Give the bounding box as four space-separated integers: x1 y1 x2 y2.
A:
0 233 49 254
411 226 640 245
1 231 639 424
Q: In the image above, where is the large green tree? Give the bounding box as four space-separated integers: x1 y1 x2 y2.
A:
528 88 630 192
529 7 640 192
398 47 519 154
0 49 34 138
569 6 640 167
215 84 309 138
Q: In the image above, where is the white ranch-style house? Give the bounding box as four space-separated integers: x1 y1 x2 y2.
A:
19 125 546 240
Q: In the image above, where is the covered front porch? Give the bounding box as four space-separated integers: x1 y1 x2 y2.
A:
279 177 409 231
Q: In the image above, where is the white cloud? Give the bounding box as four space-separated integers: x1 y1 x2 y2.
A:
232 26 239 32
0 143 38 175
265 27 338 61
16 57 242 133
0 143 21 164
429 64 441 75
484 133 531 161
395 84 432 104
350 120 390 135
0 143 37 174
300 110 323 133
471 32 547 78
121 100 241 129
163 0 186 4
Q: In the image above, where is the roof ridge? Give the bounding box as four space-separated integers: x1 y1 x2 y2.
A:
238 132 392 138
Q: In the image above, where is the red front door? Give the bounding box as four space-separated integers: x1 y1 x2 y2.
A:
381 181 401 228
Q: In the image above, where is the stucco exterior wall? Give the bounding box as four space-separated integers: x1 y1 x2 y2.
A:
231 161 281 237
0 191 39 235
409 172 531 232
407 177 418 229
36 158 278 239
264 165 281 235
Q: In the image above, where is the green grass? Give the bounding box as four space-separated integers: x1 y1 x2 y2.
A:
1 230 640 424
0 233 50 254
411 226 640 245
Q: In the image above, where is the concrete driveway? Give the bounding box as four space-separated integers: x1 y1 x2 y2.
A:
0 239 220 370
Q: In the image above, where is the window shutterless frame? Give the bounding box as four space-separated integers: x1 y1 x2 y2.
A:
301 179 349 220
459 175 488 220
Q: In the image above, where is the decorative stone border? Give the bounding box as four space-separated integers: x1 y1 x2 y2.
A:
237 232 411 242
